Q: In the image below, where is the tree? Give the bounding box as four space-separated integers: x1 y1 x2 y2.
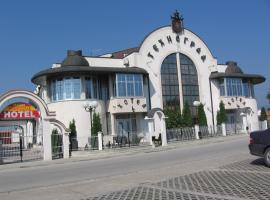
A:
216 110 221 125
216 101 227 125
69 119 78 151
260 107 267 121
91 112 102 136
69 119 77 139
219 101 227 124
198 103 207 126
182 101 193 127
164 107 182 129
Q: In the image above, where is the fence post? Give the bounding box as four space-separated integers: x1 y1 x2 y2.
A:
222 123 226 136
194 125 200 140
98 132 103 151
19 135 23 162
128 132 130 147
63 133 70 159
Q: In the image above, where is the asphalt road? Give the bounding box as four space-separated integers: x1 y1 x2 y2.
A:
0 135 253 200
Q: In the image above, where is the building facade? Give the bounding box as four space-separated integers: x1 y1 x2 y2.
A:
0 12 265 152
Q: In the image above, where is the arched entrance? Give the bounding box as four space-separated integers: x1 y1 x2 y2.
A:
0 90 69 164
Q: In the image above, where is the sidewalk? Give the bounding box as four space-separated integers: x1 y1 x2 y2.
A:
0 134 248 171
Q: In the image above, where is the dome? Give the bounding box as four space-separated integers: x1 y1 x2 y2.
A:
225 61 243 74
61 50 89 67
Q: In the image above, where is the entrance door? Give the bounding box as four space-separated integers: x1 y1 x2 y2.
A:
117 119 130 137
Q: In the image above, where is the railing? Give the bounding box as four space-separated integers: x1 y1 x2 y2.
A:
199 126 223 138
226 123 244 135
103 132 147 149
166 127 196 143
69 136 99 152
51 133 63 159
0 132 43 164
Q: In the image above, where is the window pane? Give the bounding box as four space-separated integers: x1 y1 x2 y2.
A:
116 73 143 97
161 53 180 110
72 78 81 99
85 78 92 98
118 82 126 96
180 54 199 117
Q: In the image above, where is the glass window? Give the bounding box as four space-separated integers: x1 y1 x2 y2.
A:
116 74 143 97
222 78 252 97
219 79 225 96
85 77 92 99
180 54 199 117
85 77 101 99
50 77 81 101
161 53 180 110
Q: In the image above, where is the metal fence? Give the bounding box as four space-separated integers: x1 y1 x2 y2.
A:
51 132 63 159
0 131 43 164
166 127 196 143
226 123 244 135
199 126 223 138
103 132 147 149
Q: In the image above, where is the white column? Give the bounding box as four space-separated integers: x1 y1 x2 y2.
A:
222 123 226 136
98 132 103 151
161 117 167 146
145 117 154 146
176 53 184 112
43 120 52 161
242 115 248 134
63 132 70 159
111 114 116 136
194 124 200 139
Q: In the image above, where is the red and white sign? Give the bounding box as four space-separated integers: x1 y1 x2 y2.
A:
0 103 40 120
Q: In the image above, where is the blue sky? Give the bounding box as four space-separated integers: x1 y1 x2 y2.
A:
0 0 269 108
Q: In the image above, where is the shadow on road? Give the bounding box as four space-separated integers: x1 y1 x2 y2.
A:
250 158 266 167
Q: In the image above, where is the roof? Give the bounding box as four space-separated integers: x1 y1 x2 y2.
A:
111 47 139 59
61 50 89 67
225 61 243 74
210 72 265 84
31 66 148 85
210 61 266 84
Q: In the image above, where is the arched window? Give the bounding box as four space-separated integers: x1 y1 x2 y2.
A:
161 53 199 117
161 54 180 110
180 54 199 116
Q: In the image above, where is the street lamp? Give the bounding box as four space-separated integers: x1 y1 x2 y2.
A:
83 101 98 130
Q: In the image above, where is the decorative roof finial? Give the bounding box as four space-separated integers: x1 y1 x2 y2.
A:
171 10 184 34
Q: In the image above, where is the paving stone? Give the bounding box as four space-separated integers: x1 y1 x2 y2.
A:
219 158 270 173
85 159 270 200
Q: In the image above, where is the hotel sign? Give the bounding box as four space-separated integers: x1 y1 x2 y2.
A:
0 103 40 120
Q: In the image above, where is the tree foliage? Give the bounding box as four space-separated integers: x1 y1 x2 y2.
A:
91 112 102 136
69 119 77 138
198 103 207 126
217 101 227 125
182 101 193 127
260 107 267 121
164 107 182 129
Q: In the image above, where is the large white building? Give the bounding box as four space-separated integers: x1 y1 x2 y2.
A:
0 12 265 159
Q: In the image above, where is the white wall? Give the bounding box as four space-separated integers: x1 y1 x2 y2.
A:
48 100 107 148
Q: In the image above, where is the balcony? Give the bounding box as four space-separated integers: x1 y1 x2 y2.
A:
107 97 147 114
220 96 247 110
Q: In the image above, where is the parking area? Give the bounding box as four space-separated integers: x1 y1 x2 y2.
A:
86 158 270 200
